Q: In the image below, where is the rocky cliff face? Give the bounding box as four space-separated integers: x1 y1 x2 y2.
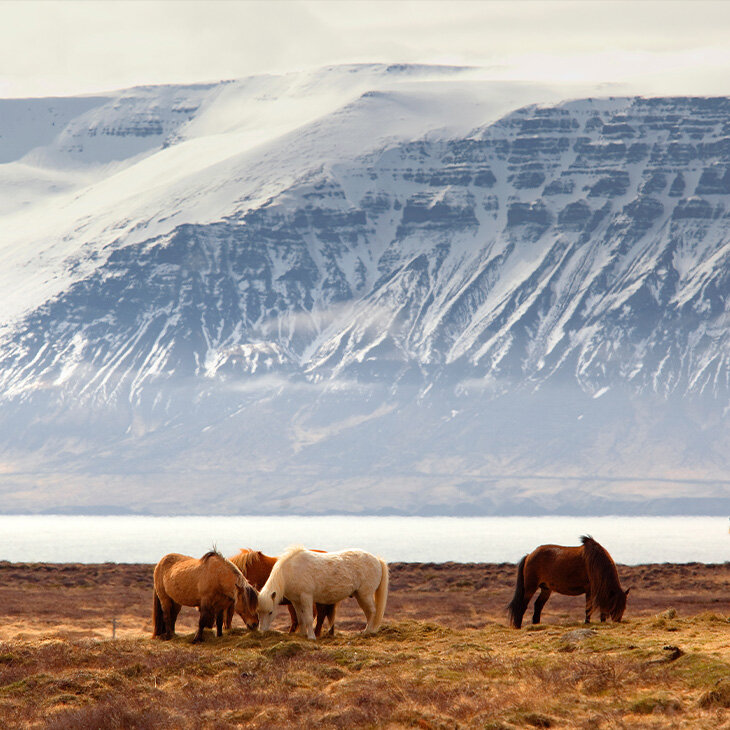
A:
0 68 728 514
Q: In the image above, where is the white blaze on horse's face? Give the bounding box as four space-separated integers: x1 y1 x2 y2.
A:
257 592 275 631
259 609 274 631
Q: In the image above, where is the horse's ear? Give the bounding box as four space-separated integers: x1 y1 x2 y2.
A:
624 588 631 596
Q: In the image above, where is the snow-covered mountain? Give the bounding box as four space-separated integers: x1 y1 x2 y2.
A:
1 65 728 515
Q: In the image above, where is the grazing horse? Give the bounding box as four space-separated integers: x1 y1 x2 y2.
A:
257 546 389 640
152 550 258 643
507 536 630 629
227 548 336 636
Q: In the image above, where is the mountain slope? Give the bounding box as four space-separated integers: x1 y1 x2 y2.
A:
0 67 728 514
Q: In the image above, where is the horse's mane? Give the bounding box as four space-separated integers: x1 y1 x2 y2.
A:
261 545 305 599
201 548 223 562
275 545 306 567
202 548 244 580
230 548 260 574
581 535 625 615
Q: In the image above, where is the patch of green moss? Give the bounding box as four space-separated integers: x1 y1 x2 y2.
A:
672 653 730 689
377 620 452 641
629 694 682 715
321 647 370 670
0 673 53 695
49 692 91 706
261 640 310 660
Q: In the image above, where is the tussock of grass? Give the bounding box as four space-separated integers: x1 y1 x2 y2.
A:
698 679 730 709
516 711 554 727
261 640 312 660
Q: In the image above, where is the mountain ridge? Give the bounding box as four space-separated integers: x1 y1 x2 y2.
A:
0 67 728 515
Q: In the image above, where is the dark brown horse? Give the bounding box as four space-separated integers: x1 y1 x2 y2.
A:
228 548 336 636
152 550 257 643
507 536 629 629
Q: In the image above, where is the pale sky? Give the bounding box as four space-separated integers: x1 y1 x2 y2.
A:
1 0 730 98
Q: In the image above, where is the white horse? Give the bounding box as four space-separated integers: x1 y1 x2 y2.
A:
257 546 389 639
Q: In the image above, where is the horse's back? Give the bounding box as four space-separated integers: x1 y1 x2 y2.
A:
309 548 381 578
525 544 588 594
282 548 382 603
155 552 191 568
156 552 239 607
154 552 193 583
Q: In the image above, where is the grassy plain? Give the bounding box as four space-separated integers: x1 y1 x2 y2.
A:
0 561 727 728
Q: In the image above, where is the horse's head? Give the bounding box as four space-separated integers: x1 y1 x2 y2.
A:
256 590 278 631
611 587 630 622
235 582 260 630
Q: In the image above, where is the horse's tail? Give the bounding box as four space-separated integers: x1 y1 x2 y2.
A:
507 555 527 629
373 558 389 630
152 589 165 638
581 535 621 613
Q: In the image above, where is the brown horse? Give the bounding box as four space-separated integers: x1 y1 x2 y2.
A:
228 548 336 636
507 536 630 629
152 550 258 642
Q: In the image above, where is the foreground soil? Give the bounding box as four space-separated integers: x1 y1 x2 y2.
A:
0 561 728 728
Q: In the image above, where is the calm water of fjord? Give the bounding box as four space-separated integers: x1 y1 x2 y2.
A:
0 515 727 564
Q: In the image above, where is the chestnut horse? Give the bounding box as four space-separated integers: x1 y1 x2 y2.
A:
508 536 629 629
152 550 258 642
228 548 336 636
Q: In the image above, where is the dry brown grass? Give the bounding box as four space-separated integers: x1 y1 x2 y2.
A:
0 561 727 728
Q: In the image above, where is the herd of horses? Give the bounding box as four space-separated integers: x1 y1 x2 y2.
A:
152 536 629 642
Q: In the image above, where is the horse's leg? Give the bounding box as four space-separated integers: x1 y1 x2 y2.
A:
170 602 181 634
354 590 377 634
159 596 176 640
194 603 214 643
326 603 337 636
216 610 224 637
532 587 551 624
519 571 539 629
313 603 324 638
314 603 334 638
296 596 316 640
584 590 593 624
287 603 299 633
600 612 607 623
